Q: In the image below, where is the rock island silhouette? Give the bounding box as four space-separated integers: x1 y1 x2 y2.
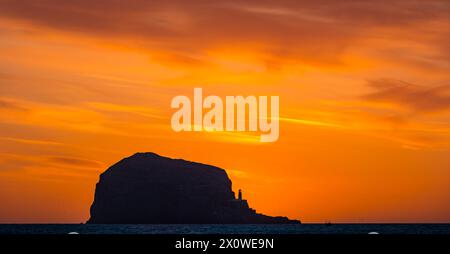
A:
87 152 300 224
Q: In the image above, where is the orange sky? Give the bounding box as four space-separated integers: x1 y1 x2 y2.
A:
0 0 449 223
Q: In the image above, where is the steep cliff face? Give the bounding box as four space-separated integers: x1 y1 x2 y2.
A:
87 152 300 224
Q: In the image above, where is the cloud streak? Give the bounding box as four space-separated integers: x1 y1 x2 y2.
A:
363 79 450 113
46 156 103 168
0 137 63 146
0 98 27 111
0 0 447 68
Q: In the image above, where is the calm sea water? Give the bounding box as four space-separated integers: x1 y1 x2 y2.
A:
0 224 449 234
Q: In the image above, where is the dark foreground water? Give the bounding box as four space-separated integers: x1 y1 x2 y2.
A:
0 224 449 234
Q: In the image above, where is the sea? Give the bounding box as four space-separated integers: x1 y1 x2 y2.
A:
0 224 449 234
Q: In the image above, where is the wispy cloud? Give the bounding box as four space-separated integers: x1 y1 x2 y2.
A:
0 98 27 111
0 153 102 174
0 0 447 69
46 156 103 168
85 102 166 119
279 117 343 128
0 137 63 146
363 79 450 113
